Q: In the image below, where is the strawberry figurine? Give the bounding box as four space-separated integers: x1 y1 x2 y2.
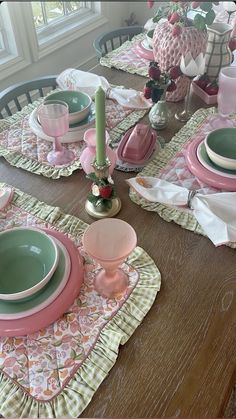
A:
169 65 182 80
148 63 161 81
191 1 201 8
147 0 154 8
99 185 113 199
166 80 177 92
143 86 152 99
194 74 209 90
204 81 218 96
172 25 182 37
168 12 180 24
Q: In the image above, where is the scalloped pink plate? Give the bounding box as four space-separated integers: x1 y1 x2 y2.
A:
185 136 236 191
134 40 154 61
0 228 84 336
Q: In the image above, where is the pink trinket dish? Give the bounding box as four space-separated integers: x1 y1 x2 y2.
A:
116 124 157 165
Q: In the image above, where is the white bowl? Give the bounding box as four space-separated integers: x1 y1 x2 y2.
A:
0 227 59 301
204 128 236 170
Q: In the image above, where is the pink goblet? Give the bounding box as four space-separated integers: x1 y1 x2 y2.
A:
82 218 137 298
38 102 75 166
208 66 236 130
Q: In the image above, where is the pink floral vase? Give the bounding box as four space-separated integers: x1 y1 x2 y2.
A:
80 128 117 175
153 21 208 102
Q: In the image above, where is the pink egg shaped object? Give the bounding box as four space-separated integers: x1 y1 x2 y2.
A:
80 128 117 175
82 218 137 298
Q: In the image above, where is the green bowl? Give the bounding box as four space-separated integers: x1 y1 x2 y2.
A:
0 227 59 301
45 90 92 124
205 128 236 170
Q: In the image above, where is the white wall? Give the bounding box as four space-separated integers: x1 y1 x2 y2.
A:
0 1 133 91
127 0 154 25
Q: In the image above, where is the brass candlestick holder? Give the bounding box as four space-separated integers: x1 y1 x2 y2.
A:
85 159 121 219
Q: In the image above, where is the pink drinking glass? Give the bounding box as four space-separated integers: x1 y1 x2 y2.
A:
38 102 75 166
82 218 137 298
208 66 236 130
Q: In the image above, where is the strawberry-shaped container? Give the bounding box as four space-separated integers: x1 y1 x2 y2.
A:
153 21 207 102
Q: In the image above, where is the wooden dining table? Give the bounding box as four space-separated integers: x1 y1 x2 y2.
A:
1 64 236 418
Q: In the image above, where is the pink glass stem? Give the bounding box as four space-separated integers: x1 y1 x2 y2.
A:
95 267 128 298
54 137 64 152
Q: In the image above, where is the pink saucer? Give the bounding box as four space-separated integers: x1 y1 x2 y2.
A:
0 228 84 336
185 136 236 191
134 40 154 61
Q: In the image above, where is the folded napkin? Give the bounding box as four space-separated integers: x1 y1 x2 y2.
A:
56 69 152 109
127 176 236 246
0 187 13 211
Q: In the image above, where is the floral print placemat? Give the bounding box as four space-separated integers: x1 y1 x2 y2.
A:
0 183 161 418
100 33 150 77
129 107 236 242
0 97 147 179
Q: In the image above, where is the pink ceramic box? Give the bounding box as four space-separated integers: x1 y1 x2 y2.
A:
192 81 218 105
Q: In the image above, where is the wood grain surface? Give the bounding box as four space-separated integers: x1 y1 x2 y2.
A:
1 66 236 418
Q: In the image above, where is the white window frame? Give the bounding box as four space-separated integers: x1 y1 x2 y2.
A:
0 1 107 80
0 2 32 81
24 1 107 60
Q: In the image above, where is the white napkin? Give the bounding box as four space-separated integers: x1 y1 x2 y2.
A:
127 176 236 246
0 187 13 210
56 69 152 109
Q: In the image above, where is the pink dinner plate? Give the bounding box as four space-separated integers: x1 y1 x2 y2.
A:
0 228 84 336
185 136 236 191
134 40 154 61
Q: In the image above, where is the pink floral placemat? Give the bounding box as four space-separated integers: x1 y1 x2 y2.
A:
100 33 150 77
0 99 147 179
129 107 236 240
0 183 161 418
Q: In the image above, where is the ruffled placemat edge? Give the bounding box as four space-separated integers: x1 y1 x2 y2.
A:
0 183 161 418
129 107 216 237
0 96 148 179
100 33 148 77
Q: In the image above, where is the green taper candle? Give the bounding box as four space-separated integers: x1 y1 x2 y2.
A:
95 86 106 166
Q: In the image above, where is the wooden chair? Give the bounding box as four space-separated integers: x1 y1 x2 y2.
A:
0 75 58 119
93 26 144 59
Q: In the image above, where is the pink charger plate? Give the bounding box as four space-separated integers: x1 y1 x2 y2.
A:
133 40 154 61
185 136 236 191
0 228 84 337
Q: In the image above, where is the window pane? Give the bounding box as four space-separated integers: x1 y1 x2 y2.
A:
31 2 87 29
45 2 64 23
64 2 81 15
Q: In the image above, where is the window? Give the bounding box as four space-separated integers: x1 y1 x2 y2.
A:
30 1 96 47
32 2 87 29
0 1 106 80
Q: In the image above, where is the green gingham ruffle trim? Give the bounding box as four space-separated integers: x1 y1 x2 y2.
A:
100 33 148 77
130 107 233 239
0 183 161 418
0 92 148 179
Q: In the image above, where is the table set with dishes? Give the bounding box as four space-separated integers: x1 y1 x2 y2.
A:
0 17 236 418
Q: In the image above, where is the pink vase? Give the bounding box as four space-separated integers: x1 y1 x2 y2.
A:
80 128 117 175
153 21 207 102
